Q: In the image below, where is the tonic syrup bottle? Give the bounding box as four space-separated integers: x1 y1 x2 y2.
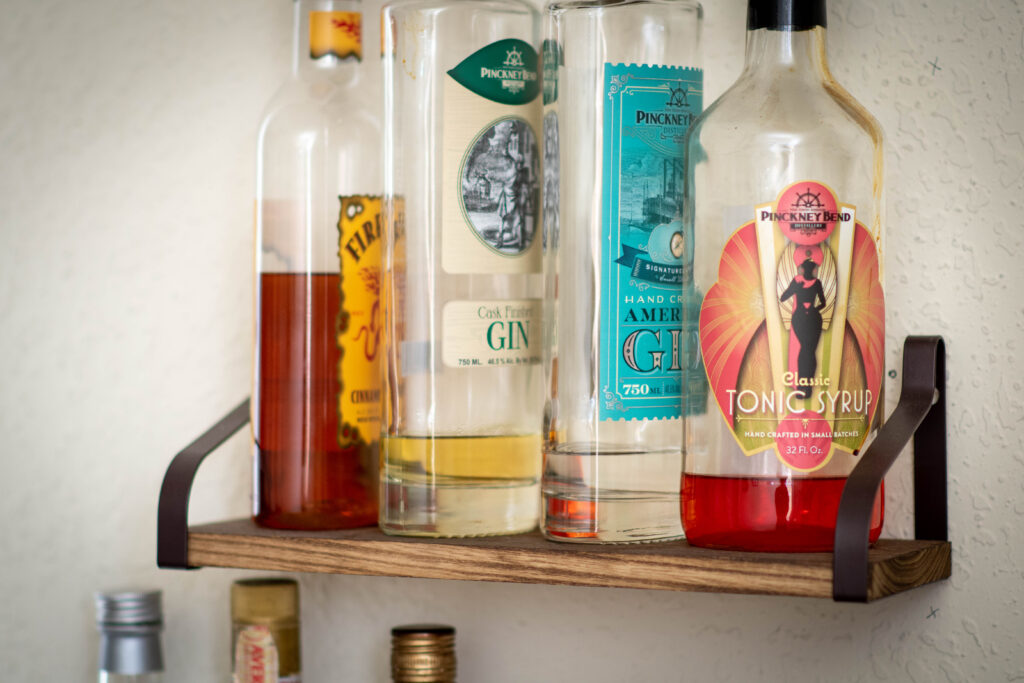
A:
682 0 885 551
254 0 380 529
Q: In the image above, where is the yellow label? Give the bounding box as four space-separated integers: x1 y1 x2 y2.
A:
310 11 362 61
337 195 382 445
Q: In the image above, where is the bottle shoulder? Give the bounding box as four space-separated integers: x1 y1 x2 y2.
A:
689 72 883 152
259 78 379 139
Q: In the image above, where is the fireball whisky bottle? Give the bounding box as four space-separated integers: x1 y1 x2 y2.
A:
381 0 544 536
253 0 380 529
682 0 885 551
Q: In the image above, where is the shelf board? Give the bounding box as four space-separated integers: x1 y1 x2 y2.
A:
187 519 951 602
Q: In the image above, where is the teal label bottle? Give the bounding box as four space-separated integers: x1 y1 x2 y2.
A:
599 63 703 421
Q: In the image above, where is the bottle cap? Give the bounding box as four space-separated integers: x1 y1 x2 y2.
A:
95 590 163 627
391 624 456 683
95 590 164 675
231 578 300 626
747 0 827 31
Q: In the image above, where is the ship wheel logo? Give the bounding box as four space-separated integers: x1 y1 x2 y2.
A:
791 187 826 210
505 46 524 67
776 181 839 246
666 82 689 108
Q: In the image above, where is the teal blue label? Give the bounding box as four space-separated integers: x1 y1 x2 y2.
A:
599 63 702 421
447 39 540 105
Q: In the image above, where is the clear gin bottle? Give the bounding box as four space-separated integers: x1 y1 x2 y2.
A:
381 0 545 536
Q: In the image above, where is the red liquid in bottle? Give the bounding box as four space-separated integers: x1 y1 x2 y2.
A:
682 474 883 552
543 497 598 540
254 272 377 530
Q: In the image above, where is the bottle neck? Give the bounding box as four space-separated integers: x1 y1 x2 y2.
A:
742 0 831 81
98 628 164 677
293 0 363 79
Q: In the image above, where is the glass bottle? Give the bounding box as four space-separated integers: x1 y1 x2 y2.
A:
390 624 456 683
254 0 381 529
231 578 301 683
95 590 164 683
541 0 703 543
380 0 544 536
682 0 885 551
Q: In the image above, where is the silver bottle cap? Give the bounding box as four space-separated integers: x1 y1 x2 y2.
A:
96 590 163 626
95 590 164 675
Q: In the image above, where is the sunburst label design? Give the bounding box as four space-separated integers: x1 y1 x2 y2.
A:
698 181 884 472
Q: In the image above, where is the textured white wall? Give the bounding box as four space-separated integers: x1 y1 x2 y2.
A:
1 0 1021 680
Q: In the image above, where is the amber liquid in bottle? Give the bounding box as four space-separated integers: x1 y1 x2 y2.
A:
254 272 376 529
253 0 380 530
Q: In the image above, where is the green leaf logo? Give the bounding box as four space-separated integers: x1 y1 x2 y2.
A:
448 39 540 105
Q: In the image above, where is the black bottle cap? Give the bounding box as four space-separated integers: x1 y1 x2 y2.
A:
747 0 827 31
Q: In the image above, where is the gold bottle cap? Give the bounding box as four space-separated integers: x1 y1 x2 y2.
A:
391 624 456 683
231 578 299 626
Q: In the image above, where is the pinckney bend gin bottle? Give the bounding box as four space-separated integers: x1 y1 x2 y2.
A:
541 0 703 543
253 0 380 529
381 0 544 536
683 0 885 551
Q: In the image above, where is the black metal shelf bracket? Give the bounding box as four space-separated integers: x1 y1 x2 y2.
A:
157 399 251 569
833 335 947 602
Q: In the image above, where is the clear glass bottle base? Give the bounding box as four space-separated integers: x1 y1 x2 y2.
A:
541 449 684 544
380 434 541 537
381 478 540 538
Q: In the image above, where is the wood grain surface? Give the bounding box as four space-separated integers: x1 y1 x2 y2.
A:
187 519 951 602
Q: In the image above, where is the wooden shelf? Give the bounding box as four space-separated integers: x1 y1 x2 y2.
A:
187 518 951 602
160 337 951 603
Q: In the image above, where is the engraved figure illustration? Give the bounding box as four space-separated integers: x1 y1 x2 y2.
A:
461 118 539 255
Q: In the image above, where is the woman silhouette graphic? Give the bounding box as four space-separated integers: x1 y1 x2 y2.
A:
780 250 826 399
